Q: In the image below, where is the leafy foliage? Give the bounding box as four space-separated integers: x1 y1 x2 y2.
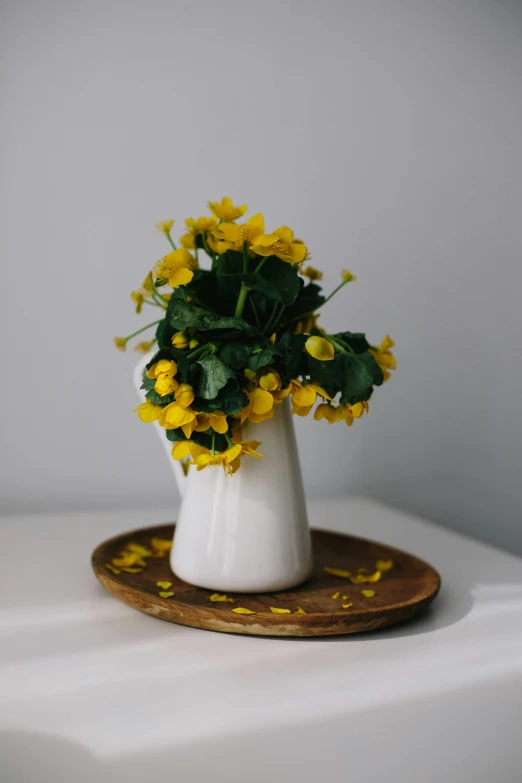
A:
118 199 396 473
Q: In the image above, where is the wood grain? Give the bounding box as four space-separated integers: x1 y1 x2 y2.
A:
91 524 441 637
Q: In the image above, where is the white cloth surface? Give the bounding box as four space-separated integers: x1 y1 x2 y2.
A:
0 497 521 783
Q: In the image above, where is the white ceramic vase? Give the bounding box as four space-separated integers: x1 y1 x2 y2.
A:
133 354 313 592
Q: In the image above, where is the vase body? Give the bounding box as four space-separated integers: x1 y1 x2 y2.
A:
134 354 312 593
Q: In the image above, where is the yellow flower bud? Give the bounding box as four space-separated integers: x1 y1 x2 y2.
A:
302 265 323 281
305 335 335 361
142 271 154 292
341 269 356 283
155 373 179 397
171 331 189 350
130 291 145 314
259 371 281 392
134 340 156 353
244 368 257 381
175 383 195 408
189 338 199 349
113 337 127 352
155 219 174 235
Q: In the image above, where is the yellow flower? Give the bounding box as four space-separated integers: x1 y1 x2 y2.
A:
250 226 307 264
142 272 154 292
133 401 163 422
208 196 248 222
294 313 320 335
179 233 195 250
211 213 265 254
314 401 368 426
113 337 127 352
194 410 229 434
350 400 369 418
154 248 197 288
158 402 196 433
258 370 281 391
175 383 195 408
302 266 323 281
146 359 178 396
314 403 344 424
155 219 174 235
171 440 208 460
171 331 189 349
130 290 145 314
341 269 356 283
192 443 242 475
191 440 262 476
370 335 397 382
305 335 334 361
236 387 275 424
154 374 179 396
134 340 156 353
288 379 332 416
244 367 257 382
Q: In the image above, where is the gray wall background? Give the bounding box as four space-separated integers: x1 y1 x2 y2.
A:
1 0 521 553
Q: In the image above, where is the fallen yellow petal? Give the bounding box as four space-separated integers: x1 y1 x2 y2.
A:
151 537 172 553
331 592 340 599
112 554 140 568
105 563 120 575
376 559 393 572
324 566 352 579
231 607 256 615
361 590 376 598
295 607 306 614
270 607 291 614
159 591 175 598
209 593 230 602
342 603 353 609
342 595 349 600
126 542 152 557
119 567 143 574
350 570 382 584
157 581 172 590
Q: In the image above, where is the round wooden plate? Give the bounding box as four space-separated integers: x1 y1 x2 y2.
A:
92 524 440 637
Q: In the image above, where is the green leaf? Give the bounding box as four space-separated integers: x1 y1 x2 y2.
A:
259 256 301 306
278 331 308 380
140 376 156 392
196 354 236 399
146 390 174 405
247 348 276 372
165 429 187 442
338 353 379 404
194 383 248 415
284 281 325 323
218 341 253 370
334 332 371 354
169 300 258 338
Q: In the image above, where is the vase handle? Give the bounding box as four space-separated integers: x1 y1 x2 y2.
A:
132 352 187 499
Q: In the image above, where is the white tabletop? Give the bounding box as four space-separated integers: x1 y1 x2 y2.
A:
1 497 521 783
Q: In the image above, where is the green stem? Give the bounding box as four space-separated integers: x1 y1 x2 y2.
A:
166 233 177 251
211 433 216 456
262 301 279 335
124 320 162 342
250 295 261 330
187 344 213 361
201 232 215 260
234 283 250 318
242 241 249 273
254 257 267 274
320 280 348 308
225 433 234 447
142 299 162 308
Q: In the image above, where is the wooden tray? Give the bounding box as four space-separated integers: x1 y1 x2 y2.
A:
92 524 440 637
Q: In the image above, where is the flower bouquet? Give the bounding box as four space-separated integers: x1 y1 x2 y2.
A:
115 197 396 477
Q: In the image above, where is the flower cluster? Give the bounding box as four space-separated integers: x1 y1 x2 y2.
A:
115 197 396 474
